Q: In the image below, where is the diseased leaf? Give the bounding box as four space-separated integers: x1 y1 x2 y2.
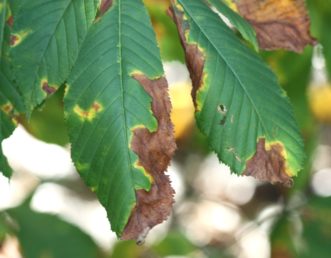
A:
10 0 99 113
206 0 258 51
0 0 24 177
234 0 316 52
170 0 304 185
64 0 175 240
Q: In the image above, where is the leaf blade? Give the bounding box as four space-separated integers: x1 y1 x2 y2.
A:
10 0 99 112
171 0 304 185
65 0 175 239
0 0 24 177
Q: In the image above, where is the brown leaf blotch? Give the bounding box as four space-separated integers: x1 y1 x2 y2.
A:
236 0 316 52
97 0 113 18
244 138 293 187
7 16 14 27
121 75 176 242
1 103 13 115
42 82 56 95
168 6 205 111
10 35 18 46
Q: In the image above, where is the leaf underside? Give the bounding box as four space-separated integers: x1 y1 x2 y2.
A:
64 0 175 239
171 0 305 185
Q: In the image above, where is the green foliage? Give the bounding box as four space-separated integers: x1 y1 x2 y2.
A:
0 0 309 241
7 200 101 258
271 197 331 258
11 0 99 113
64 0 166 236
146 2 185 61
0 0 24 177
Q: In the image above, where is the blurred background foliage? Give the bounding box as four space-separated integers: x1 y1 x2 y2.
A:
1 0 331 257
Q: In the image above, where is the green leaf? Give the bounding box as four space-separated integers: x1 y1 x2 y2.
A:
151 230 197 256
110 240 147 258
300 197 331 258
270 214 299 258
10 0 99 113
206 0 258 51
171 0 304 185
65 0 175 239
8 201 101 258
145 2 185 61
21 87 69 146
0 0 24 177
271 197 331 258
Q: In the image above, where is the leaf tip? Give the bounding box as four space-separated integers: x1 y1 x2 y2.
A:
244 138 293 187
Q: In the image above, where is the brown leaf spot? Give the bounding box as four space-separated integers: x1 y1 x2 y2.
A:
1 103 13 115
236 0 317 52
6 16 14 27
1 102 19 125
168 6 205 111
121 74 176 242
244 138 293 187
73 102 103 122
10 34 19 46
42 82 56 95
96 0 113 19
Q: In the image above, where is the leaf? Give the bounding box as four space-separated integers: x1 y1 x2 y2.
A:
206 0 258 51
64 0 176 240
0 0 24 177
10 0 100 113
300 197 331 258
170 0 304 185
151 230 197 256
234 0 316 53
8 201 100 258
21 87 69 146
270 215 299 258
145 1 185 61
270 197 331 258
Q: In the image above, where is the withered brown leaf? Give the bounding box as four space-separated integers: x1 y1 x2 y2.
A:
121 74 176 243
167 6 205 111
235 0 316 52
244 138 293 187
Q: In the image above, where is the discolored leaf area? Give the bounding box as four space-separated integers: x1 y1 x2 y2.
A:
10 0 100 113
170 0 304 185
0 0 24 177
234 0 316 52
64 0 175 240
